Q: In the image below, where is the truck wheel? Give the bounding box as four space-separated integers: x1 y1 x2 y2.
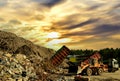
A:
97 68 103 75
86 68 92 76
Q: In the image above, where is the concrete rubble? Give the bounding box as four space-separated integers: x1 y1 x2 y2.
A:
0 51 36 81
0 51 69 81
0 30 68 81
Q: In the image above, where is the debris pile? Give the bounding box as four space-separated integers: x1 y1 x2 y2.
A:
0 51 37 81
0 30 56 80
0 30 54 58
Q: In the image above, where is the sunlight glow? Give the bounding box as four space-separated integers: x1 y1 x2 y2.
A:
46 32 61 38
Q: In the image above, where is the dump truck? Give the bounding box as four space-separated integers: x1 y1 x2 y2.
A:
48 46 104 76
68 52 105 76
49 45 119 76
108 58 119 72
68 52 119 76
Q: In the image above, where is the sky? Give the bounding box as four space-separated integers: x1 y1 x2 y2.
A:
0 0 120 50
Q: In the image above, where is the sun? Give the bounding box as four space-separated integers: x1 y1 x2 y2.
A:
46 32 61 38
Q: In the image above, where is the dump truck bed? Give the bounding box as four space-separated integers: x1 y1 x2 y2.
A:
50 45 71 66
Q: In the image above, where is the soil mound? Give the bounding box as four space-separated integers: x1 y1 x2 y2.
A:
0 30 56 80
0 30 54 58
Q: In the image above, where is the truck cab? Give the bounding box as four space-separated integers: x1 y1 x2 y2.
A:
108 58 119 72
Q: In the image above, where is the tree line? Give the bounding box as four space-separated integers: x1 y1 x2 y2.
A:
70 48 120 65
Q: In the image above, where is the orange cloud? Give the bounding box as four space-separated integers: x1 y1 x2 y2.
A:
0 0 120 50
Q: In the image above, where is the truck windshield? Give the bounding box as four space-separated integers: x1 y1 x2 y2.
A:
114 61 118 64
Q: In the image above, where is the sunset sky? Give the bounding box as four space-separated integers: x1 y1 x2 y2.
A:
0 0 120 50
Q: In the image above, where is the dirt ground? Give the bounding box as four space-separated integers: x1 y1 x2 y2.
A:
64 68 120 81
83 68 120 81
89 69 120 81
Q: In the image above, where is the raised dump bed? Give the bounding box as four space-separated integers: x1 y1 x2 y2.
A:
50 45 71 66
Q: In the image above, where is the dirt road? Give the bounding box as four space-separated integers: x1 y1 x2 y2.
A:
88 69 120 81
64 69 120 81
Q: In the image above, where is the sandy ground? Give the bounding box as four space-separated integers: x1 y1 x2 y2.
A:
64 68 120 81
85 68 120 81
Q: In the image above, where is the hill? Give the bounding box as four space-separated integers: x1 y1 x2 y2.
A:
0 30 56 80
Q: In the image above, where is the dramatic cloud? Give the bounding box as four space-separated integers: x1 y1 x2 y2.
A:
0 0 120 50
92 24 120 36
31 0 66 7
0 0 7 7
63 24 120 37
87 3 103 10
9 20 21 25
0 18 5 22
64 19 99 30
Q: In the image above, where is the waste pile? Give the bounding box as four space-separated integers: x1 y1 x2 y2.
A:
0 30 54 58
0 51 36 81
0 30 61 81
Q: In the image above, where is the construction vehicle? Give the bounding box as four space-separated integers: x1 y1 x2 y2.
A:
49 45 119 76
108 58 119 72
49 46 104 76
68 52 119 76
68 52 105 76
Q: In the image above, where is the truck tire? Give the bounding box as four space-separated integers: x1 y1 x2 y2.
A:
86 68 92 76
97 68 103 75
108 68 112 72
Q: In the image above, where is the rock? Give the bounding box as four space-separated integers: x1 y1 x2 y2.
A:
0 31 66 81
0 52 37 80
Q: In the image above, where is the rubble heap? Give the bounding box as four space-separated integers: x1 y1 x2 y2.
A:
0 30 57 81
0 30 54 58
0 51 36 81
